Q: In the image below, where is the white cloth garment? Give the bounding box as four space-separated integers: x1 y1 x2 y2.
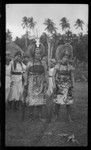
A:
5 63 11 102
9 61 26 101
47 67 55 96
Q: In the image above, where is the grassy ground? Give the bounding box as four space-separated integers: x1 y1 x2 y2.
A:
5 82 88 146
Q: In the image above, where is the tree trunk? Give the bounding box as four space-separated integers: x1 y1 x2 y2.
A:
46 37 51 96
47 37 51 68
25 30 28 51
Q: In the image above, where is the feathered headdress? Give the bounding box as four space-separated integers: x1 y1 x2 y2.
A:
27 42 45 59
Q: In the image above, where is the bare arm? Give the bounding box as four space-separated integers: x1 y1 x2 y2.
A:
52 67 57 89
69 64 75 87
24 64 29 86
71 71 75 87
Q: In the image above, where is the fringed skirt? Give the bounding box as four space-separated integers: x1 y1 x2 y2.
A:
26 74 46 106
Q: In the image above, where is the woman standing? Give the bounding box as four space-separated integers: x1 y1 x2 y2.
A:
24 46 47 121
53 43 75 122
5 53 12 109
8 51 26 111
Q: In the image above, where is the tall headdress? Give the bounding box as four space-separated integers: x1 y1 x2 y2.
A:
56 43 73 62
27 40 45 59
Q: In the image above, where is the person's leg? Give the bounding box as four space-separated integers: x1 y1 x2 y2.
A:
10 100 14 111
48 105 53 122
54 103 60 120
13 100 18 111
16 101 19 111
21 102 27 121
28 105 35 120
6 101 9 111
6 101 10 110
8 101 12 110
37 105 43 120
66 104 73 122
17 100 21 111
46 98 55 123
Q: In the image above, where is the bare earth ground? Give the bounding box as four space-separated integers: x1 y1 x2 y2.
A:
5 82 88 146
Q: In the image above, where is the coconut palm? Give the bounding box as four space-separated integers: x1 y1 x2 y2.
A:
74 19 84 43
21 16 37 50
86 23 88 34
28 17 36 30
22 16 29 29
40 32 48 56
44 18 57 58
74 19 84 30
65 30 73 43
59 17 70 33
6 29 12 42
44 18 57 35
22 16 29 49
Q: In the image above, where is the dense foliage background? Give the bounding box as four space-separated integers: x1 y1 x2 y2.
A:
6 17 88 81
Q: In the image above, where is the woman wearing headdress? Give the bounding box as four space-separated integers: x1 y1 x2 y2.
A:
24 42 47 121
53 43 75 122
5 52 12 109
8 51 26 111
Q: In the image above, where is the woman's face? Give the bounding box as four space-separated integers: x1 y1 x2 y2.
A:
6 57 10 65
62 50 69 63
50 62 55 68
23 57 29 65
35 52 41 60
16 55 22 62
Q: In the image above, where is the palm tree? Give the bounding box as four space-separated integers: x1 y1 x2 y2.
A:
22 16 29 49
40 32 48 56
21 16 36 50
86 23 88 34
28 17 36 29
44 19 57 63
28 17 37 37
74 19 84 30
6 29 12 42
44 18 57 35
65 30 73 43
44 18 57 56
74 19 84 43
59 17 70 33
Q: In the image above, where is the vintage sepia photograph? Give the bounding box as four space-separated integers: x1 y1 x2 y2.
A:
5 4 88 146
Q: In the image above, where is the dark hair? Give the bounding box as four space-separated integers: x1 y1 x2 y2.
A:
13 58 22 70
14 51 22 57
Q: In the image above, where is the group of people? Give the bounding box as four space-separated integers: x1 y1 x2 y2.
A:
5 43 75 122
